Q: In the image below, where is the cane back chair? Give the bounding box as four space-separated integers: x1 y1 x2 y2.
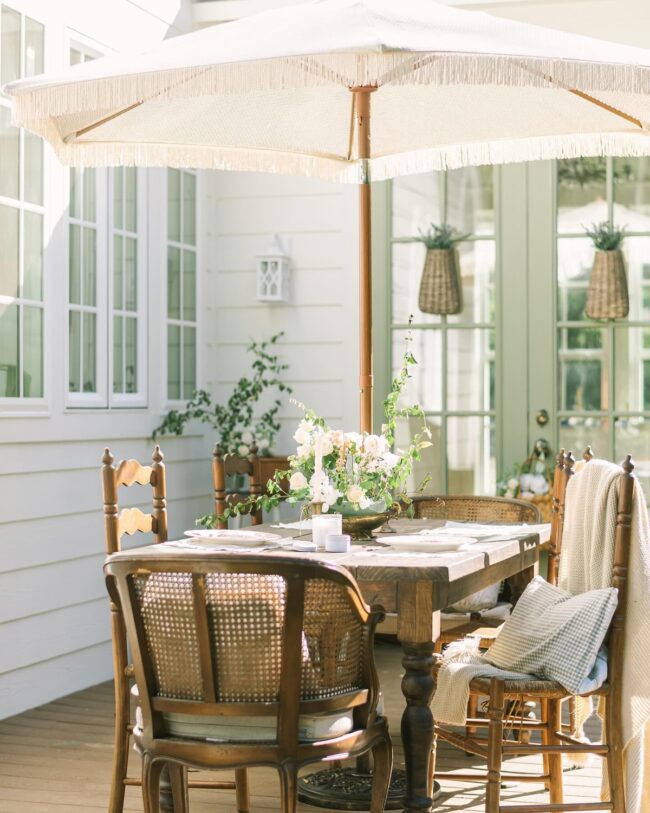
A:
432 452 636 813
407 496 542 653
101 446 248 813
103 553 393 813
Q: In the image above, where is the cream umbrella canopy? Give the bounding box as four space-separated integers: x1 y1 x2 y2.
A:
7 0 650 433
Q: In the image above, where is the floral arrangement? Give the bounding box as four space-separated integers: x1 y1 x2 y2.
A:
497 465 550 500
153 333 290 457
198 340 431 526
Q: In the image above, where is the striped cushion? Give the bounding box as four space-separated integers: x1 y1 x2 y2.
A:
483 576 617 694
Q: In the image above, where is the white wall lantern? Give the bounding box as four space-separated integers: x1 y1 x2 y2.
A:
256 234 290 302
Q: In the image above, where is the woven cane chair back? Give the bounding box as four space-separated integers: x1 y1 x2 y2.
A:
105 556 384 742
410 494 541 524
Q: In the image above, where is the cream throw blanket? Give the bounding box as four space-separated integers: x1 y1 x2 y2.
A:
557 459 650 813
431 459 650 812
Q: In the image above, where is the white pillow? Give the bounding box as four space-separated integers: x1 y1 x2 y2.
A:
483 576 617 695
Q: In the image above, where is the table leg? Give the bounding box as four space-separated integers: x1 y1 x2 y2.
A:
400 641 436 813
506 563 537 606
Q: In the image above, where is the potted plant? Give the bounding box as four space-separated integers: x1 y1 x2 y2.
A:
584 221 629 319
154 333 291 474
198 340 432 537
416 223 469 315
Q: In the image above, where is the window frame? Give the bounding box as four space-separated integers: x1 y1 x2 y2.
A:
164 167 200 407
0 3 46 414
109 166 149 408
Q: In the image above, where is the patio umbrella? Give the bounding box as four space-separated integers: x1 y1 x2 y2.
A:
7 0 650 432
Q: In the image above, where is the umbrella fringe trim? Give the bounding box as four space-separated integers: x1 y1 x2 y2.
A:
30 126 650 184
9 52 650 127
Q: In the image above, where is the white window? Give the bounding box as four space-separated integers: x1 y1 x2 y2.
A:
66 43 147 409
166 168 197 401
0 5 44 404
110 167 147 406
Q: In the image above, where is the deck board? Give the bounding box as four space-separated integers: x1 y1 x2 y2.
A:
0 642 603 812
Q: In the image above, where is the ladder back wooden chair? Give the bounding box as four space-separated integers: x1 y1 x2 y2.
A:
101 446 248 813
212 443 263 527
103 553 393 813
432 452 636 813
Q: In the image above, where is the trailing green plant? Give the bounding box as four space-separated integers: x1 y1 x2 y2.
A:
584 221 626 251
557 157 633 189
197 332 432 527
416 222 469 250
153 332 291 456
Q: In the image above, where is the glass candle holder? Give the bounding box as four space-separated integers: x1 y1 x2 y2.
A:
311 513 342 549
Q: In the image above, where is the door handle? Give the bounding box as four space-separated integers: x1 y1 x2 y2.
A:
536 409 550 427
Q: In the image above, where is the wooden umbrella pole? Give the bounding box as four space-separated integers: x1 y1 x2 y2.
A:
353 86 376 434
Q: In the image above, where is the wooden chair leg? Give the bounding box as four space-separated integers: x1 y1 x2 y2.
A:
235 767 250 813
278 763 298 813
486 678 505 813
467 693 479 741
547 698 564 805
168 764 189 813
108 614 131 813
142 754 164 813
370 736 393 813
540 699 551 791
604 695 626 813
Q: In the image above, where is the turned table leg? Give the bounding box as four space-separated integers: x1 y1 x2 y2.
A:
400 641 436 813
397 581 440 813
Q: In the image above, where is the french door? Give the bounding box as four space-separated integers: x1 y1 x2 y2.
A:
379 156 650 497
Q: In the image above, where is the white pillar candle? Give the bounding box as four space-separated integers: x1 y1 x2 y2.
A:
312 513 342 549
313 434 323 503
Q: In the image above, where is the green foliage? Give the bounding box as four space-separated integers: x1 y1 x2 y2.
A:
557 157 633 188
153 333 291 456
416 222 469 250
584 221 626 251
198 328 432 528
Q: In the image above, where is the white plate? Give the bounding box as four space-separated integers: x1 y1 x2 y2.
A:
184 529 283 547
378 534 476 552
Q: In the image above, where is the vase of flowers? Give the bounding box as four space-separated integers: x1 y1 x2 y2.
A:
198 341 432 537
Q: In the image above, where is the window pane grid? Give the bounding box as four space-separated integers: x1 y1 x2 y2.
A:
166 169 197 401
0 7 44 400
390 167 497 494
112 167 139 396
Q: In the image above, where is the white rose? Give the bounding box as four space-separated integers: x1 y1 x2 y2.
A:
530 474 549 495
238 444 249 456
289 471 308 491
324 484 341 506
293 428 312 445
319 433 334 456
330 430 346 447
507 478 519 491
346 484 365 504
344 432 363 449
296 444 311 459
519 474 532 492
364 434 387 456
241 431 254 445
381 451 400 470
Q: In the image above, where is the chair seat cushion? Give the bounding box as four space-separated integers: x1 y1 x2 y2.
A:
132 686 354 742
481 576 617 695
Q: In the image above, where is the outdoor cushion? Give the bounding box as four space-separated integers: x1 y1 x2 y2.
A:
482 575 617 694
132 686 354 742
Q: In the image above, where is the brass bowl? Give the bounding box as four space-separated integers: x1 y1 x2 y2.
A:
342 511 390 541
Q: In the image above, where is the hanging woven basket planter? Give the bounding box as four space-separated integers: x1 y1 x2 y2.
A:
585 248 629 320
418 247 463 315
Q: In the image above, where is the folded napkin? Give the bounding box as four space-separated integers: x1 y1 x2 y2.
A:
271 519 312 530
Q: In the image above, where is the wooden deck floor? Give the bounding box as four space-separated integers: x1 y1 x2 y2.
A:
0 642 603 812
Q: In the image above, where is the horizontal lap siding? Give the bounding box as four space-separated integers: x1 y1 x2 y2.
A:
207 172 359 455
0 1 199 719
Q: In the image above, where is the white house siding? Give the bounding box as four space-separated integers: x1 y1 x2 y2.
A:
205 171 361 454
0 0 210 719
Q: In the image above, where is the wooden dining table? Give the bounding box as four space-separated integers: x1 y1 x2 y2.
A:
122 517 549 813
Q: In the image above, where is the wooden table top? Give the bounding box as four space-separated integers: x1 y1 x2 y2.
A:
111 518 550 614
